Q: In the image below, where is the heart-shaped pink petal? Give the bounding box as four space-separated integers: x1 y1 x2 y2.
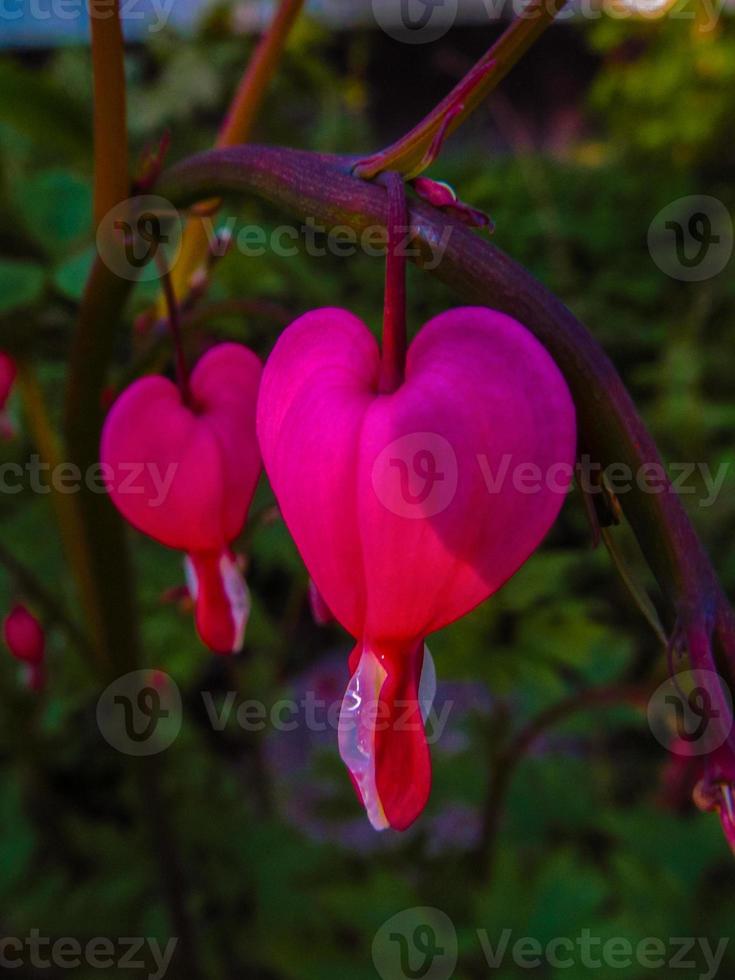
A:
258 306 576 829
102 342 262 554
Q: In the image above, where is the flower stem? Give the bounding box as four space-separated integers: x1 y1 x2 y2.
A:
353 0 568 180
163 0 305 308
159 264 191 406
64 256 140 677
379 173 408 394
89 0 129 227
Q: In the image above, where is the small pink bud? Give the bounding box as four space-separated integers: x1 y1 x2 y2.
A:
412 178 493 230
3 604 45 665
3 605 46 692
0 351 17 440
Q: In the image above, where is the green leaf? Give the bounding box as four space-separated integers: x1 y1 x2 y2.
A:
18 170 92 255
0 259 44 314
53 246 96 301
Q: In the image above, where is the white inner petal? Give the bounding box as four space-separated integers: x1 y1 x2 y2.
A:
219 552 251 653
338 644 436 832
338 647 389 831
183 555 199 600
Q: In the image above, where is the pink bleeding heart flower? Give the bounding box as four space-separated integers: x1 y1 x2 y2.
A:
258 305 576 830
3 604 46 692
0 351 17 440
101 342 262 653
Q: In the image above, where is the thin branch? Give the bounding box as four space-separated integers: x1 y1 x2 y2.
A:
15 361 104 668
354 0 568 179
89 0 129 227
476 682 652 879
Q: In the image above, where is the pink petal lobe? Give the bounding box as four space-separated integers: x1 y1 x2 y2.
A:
257 308 379 636
185 550 250 654
102 376 225 551
358 307 575 641
101 343 262 553
189 343 262 542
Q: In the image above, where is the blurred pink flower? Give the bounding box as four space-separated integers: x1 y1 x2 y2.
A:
3 604 45 692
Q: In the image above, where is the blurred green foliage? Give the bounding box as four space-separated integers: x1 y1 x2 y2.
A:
0 10 734 979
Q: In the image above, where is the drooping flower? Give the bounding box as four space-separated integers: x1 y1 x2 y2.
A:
257 305 576 830
101 342 262 653
3 603 46 692
0 351 17 440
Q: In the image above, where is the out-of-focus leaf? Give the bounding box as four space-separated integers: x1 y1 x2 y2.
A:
0 259 44 314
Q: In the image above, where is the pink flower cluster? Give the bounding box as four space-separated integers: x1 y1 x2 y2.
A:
100 304 576 831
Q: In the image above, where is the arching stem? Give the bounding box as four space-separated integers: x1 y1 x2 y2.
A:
378 173 408 395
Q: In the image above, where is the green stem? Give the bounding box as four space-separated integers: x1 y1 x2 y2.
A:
354 0 568 179
64 257 139 677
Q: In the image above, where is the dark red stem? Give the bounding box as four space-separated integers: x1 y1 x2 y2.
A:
379 173 408 394
160 267 192 405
